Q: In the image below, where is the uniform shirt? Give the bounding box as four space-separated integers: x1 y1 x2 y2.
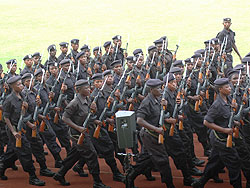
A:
34 84 50 109
113 48 124 65
20 66 34 76
63 94 90 136
102 53 113 70
58 52 70 64
21 88 37 116
3 91 23 127
44 56 58 69
137 93 161 127
46 74 61 103
60 71 76 102
165 88 177 117
76 63 88 80
204 94 231 139
216 28 235 53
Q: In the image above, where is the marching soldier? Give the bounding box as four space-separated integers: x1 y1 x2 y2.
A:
216 18 242 64
102 41 114 70
192 78 242 188
58 42 70 63
112 35 124 65
69 39 79 69
20 54 34 76
1 76 45 186
53 79 111 188
44 44 58 70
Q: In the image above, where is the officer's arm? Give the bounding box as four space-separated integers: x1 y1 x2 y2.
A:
137 117 163 134
232 43 242 60
62 115 84 133
4 117 16 134
204 120 232 134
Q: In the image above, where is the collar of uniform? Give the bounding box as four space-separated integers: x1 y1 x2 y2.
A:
77 94 88 105
166 87 175 99
217 94 230 106
148 93 160 105
10 91 23 101
79 63 86 71
222 28 232 34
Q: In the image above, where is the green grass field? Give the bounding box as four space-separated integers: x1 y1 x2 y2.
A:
1 0 250 71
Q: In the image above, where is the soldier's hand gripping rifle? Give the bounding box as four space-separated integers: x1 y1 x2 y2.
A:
169 70 187 136
128 73 141 111
158 73 169 144
54 62 72 124
227 70 241 148
90 77 108 139
194 51 207 112
16 75 33 147
176 67 187 131
120 54 142 102
142 52 156 96
32 69 45 137
99 70 126 134
40 69 62 132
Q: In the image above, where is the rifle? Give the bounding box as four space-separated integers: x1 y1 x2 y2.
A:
155 40 164 79
40 69 62 132
16 75 33 147
91 77 108 139
128 74 141 111
194 50 207 112
0 62 16 121
54 62 72 124
202 47 216 100
177 67 187 131
169 68 187 136
99 70 126 134
158 73 169 144
114 44 119 60
120 54 142 102
142 52 156 96
172 38 180 61
227 70 241 148
32 69 45 137
217 36 228 79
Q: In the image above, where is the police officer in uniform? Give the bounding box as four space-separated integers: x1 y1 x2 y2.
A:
53 79 110 188
1 76 45 186
192 78 242 188
58 42 70 63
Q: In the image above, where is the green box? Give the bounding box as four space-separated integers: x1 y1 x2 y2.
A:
115 111 136 149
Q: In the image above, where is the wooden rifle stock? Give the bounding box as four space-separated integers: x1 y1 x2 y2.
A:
0 110 2 121
158 134 164 144
108 116 115 132
226 134 233 148
16 131 22 148
77 133 85 145
93 124 101 139
169 123 175 136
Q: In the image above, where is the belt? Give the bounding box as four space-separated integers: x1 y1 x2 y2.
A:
144 128 158 138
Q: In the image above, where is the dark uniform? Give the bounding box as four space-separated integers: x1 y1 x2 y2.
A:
128 79 175 188
53 79 110 188
192 78 242 188
0 76 45 186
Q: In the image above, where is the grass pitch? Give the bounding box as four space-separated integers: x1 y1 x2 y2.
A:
0 0 250 71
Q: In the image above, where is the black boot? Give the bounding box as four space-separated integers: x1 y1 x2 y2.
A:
53 173 70 186
54 153 63 168
0 167 7 180
144 169 155 181
113 172 125 183
212 174 223 183
93 181 111 188
191 167 203 176
166 182 175 188
73 164 88 177
192 158 205 167
204 149 211 157
126 168 141 188
191 176 208 188
29 174 45 186
184 176 198 186
40 168 55 177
